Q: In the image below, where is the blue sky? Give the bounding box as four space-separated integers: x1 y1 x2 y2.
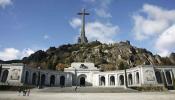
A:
0 0 175 60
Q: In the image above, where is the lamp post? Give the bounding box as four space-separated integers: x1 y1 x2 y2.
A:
124 68 128 89
37 67 41 89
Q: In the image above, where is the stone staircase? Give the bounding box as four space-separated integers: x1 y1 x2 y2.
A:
31 86 138 93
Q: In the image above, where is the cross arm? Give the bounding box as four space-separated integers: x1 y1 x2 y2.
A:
77 13 90 15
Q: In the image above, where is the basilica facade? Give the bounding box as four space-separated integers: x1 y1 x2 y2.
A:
0 62 175 89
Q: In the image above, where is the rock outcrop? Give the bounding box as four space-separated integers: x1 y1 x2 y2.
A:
21 41 175 71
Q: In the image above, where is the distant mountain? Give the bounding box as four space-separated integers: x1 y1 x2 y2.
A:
0 60 4 63
21 40 175 71
0 60 22 64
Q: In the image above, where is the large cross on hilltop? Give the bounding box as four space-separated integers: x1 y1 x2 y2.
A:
77 8 89 44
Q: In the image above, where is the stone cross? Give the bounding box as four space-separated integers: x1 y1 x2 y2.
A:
77 8 89 44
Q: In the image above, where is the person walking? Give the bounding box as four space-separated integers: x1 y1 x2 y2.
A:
75 86 78 92
27 89 30 96
18 87 22 96
23 89 27 96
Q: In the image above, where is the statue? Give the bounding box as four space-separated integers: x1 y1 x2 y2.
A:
11 69 20 80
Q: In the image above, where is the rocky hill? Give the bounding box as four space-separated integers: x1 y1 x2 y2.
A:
21 40 175 71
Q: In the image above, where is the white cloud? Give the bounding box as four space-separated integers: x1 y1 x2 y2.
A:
82 0 96 3
83 0 113 18
86 21 119 43
21 48 34 58
132 4 175 56
100 0 113 8
0 48 19 61
133 4 175 40
70 18 119 43
95 9 111 18
69 18 81 28
0 48 34 61
84 0 112 8
0 0 13 8
95 0 112 18
155 25 175 57
44 34 49 39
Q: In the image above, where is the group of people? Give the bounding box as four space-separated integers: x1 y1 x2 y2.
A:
18 87 30 96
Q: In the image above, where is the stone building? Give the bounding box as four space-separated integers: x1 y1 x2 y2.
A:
0 63 175 89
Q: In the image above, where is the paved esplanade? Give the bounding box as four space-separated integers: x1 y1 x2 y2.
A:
77 8 89 44
31 87 138 93
0 91 175 100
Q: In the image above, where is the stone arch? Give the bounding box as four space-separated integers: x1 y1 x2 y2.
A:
50 75 55 86
119 75 124 85
32 73 37 85
78 74 87 86
1 70 9 82
155 71 163 84
128 74 133 85
136 72 139 84
60 76 65 87
80 77 85 86
165 71 172 84
100 76 105 86
24 71 29 84
110 76 115 86
41 74 46 86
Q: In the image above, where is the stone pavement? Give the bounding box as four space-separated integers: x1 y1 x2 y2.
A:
32 87 138 93
0 91 175 100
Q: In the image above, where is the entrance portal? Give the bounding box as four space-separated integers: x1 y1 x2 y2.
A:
1 70 9 82
165 71 172 85
60 76 65 87
50 75 55 86
32 73 37 85
100 76 105 86
41 74 46 86
80 77 85 87
119 75 124 85
24 71 29 84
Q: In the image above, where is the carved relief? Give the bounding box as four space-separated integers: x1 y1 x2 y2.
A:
10 69 21 80
145 70 155 81
80 64 88 69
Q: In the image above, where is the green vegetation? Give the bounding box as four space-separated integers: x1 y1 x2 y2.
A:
118 62 126 70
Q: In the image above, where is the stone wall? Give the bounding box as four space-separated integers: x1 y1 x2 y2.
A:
0 63 175 89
